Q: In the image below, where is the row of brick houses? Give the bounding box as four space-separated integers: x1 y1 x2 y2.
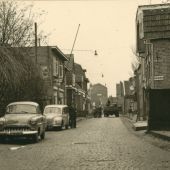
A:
12 46 89 116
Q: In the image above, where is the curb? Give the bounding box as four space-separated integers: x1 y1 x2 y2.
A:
148 131 170 141
76 116 93 122
76 117 86 122
122 117 147 131
133 125 147 131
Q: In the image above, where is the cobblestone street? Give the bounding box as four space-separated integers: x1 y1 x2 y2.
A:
0 117 170 170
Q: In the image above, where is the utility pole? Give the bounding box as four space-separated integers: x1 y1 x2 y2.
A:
70 24 80 56
35 22 38 64
70 24 80 108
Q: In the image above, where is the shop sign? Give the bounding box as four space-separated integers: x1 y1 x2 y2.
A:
154 76 164 81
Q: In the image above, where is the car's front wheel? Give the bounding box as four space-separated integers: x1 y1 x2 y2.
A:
65 124 68 129
40 131 45 140
32 133 39 143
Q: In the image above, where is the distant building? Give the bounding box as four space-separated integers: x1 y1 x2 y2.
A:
116 81 124 113
108 96 118 104
65 54 89 116
124 77 137 118
74 63 89 116
89 83 108 108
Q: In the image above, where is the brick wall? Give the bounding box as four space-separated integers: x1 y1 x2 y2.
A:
27 47 53 96
152 39 170 89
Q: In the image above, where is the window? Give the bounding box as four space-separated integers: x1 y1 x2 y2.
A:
72 74 75 86
59 65 63 78
44 107 61 114
53 59 59 76
6 104 37 114
56 60 59 75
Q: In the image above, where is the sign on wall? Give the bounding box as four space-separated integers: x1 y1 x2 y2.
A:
41 66 48 79
154 76 164 81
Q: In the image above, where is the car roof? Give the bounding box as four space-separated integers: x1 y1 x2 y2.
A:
44 104 68 109
7 101 39 107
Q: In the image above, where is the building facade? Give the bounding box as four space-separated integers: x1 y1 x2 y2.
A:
65 54 89 116
90 83 108 108
23 46 68 106
136 4 170 129
116 82 124 114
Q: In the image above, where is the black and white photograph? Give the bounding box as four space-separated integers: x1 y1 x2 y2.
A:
0 0 170 169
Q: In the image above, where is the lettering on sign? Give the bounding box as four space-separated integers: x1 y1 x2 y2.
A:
154 76 164 81
97 94 102 96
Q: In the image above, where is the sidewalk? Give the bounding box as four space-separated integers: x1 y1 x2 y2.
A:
76 117 86 122
123 116 170 141
148 130 170 141
123 115 148 131
133 121 147 131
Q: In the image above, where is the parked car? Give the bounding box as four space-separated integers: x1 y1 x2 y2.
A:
44 105 69 130
0 101 46 143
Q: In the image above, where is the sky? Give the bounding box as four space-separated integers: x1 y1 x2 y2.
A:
29 0 164 96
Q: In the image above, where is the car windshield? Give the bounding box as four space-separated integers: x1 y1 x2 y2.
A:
44 107 61 114
6 104 37 114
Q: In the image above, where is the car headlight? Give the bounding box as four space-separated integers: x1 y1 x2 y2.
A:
30 119 37 125
0 117 5 125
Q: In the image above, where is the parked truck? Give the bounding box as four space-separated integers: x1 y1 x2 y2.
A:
103 103 119 117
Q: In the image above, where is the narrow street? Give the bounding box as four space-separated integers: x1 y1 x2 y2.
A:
0 117 170 170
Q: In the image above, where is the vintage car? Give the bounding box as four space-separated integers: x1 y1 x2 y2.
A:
44 105 69 130
0 101 46 143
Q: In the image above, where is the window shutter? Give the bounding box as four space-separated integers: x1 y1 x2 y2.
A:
59 65 63 78
53 59 56 76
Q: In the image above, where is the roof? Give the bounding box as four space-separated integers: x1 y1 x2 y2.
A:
75 63 84 74
7 101 39 107
92 83 107 88
51 46 68 61
65 54 74 71
44 104 68 108
75 63 86 82
136 3 170 39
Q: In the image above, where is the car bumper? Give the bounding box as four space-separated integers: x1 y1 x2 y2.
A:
47 124 61 128
0 130 38 136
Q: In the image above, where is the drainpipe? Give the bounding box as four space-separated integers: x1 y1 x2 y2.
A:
144 40 154 129
144 41 154 88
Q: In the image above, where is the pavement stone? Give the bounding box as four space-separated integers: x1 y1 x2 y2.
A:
0 117 170 170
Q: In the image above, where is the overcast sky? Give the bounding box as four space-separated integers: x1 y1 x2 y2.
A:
30 0 163 96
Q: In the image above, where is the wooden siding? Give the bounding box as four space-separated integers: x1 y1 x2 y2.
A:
143 8 170 39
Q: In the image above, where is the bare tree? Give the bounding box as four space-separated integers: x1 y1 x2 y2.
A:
130 46 140 75
0 1 49 114
0 1 47 47
0 47 47 115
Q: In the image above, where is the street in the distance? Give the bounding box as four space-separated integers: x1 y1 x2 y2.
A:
0 117 169 170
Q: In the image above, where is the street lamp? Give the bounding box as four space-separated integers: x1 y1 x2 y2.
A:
94 50 98 56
